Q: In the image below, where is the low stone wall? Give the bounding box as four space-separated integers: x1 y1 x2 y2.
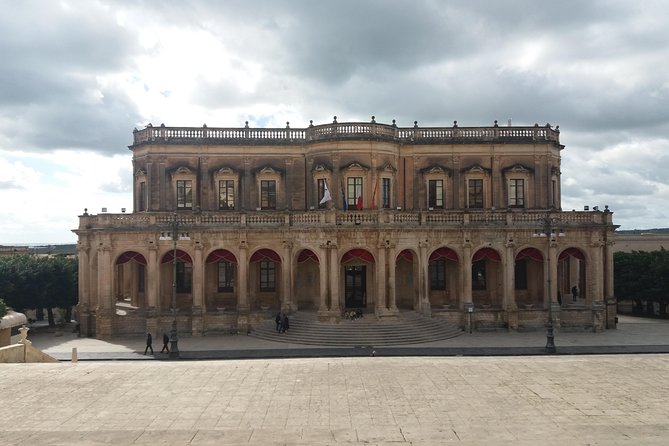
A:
0 343 58 363
0 344 24 363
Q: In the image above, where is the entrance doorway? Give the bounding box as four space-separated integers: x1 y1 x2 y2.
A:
345 265 366 308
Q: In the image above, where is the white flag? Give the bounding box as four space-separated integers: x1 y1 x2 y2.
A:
319 180 332 204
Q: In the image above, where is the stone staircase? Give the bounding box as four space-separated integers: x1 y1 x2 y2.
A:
249 311 463 346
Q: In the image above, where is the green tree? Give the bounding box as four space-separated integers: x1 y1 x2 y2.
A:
0 297 7 318
0 254 78 325
615 248 669 317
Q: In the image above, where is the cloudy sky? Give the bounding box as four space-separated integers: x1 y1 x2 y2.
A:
1 0 668 244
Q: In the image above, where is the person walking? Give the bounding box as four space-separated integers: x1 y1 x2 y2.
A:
275 311 282 332
161 333 170 353
144 332 154 355
571 285 579 302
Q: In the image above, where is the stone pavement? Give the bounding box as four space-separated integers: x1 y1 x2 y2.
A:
2 355 669 445
1 315 668 445
24 314 669 361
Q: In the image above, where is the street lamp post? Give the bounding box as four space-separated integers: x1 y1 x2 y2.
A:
533 217 565 354
169 213 180 359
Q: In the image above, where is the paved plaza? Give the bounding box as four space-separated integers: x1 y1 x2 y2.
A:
2 315 669 445
2 355 669 445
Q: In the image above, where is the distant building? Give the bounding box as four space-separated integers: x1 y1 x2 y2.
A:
73 119 617 338
614 232 669 253
0 246 31 256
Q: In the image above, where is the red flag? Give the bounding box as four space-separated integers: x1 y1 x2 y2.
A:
357 195 363 210
371 177 379 209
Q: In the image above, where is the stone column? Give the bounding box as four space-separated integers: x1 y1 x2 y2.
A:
604 238 617 328
418 240 431 315
237 241 249 312
375 243 386 317
387 244 398 313
590 241 603 304
590 240 606 332
462 241 473 332
547 239 560 327
76 241 91 337
96 242 113 339
503 241 516 309
146 242 159 336
282 240 293 312
504 240 518 331
328 243 340 314
191 241 204 336
236 240 249 333
318 245 329 315
462 241 473 305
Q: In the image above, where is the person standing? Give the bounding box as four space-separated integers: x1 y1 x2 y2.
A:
161 333 170 353
144 332 154 355
281 313 289 333
571 285 579 302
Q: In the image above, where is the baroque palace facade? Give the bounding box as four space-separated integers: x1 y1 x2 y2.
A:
74 118 617 338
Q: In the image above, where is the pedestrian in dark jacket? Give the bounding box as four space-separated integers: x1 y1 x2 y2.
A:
161 333 170 353
144 332 154 355
282 314 289 333
275 312 282 331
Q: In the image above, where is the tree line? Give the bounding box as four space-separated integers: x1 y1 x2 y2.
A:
614 248 669 317
0 255 78 326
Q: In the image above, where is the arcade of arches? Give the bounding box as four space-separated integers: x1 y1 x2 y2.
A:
107 242 591 336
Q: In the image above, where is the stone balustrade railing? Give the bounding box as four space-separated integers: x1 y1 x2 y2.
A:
132 121 560 146
77 209 611 232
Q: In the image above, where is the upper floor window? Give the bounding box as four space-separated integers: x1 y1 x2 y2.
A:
508 179 525 208
219 180 235 210
468 179 484 209
381 178 391 209
138 181 147 212
261 180 276 210
176 180 193 210
347 177 363 209
428 179 444 209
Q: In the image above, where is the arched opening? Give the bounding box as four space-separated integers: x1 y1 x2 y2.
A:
428 247 460 309
514 247 544 308
205 249 238 311
249 248 282 311
558 247 587 305
341 249 375 310
395 249 417 309
160 249 193 311
295 249 320 310
114 251 147 315
471 247 502 308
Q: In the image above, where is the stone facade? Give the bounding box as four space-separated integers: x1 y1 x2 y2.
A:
73 119 617 338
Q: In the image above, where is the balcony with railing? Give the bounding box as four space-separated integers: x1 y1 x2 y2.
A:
76 208 612 233
131 120 561 147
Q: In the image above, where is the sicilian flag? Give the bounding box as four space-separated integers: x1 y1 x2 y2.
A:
319 180 332 205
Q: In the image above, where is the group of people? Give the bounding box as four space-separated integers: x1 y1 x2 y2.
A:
275 312 290 333
144 332 171 355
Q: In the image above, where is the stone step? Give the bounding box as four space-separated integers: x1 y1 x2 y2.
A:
250 311 463 346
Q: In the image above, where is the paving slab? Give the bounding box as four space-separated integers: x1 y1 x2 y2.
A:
2 355 669 445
